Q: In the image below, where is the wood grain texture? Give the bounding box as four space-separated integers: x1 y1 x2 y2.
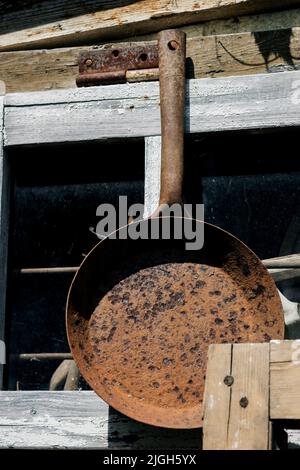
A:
202 344 232 450
1 7 300 93
227 343 270 450
271 362 300 419
1 0 299 52
0 391 201 449
144 136 161 218
263 253 300 268
270 339 300 362
269 268 300 282
4 70 300 147
0 94 9 389
270 340 300 419
203 343 270 450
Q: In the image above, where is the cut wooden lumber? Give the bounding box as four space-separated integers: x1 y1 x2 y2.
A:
270 340 300 420
144 136 161 218
0 391 201 449
4 70 300 147
0 0 300 52
203 341 300 449
227 343 270 450
270 268 300 282
0 92 9 389
203 343 270 450
1 6 300 93
263 253 300 268
202 344 232 450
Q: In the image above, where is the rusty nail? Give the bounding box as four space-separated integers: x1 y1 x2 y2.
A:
239 396 249 408
85 58 93 66
224 375 234 387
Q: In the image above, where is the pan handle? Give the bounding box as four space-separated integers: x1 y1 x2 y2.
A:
157 29 186 208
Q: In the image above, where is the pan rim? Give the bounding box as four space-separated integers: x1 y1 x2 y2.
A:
65 216 284 428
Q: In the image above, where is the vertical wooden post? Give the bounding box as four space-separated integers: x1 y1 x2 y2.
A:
144 136 161 218
202 343 232 449
0 88 10 389
203 343 270 450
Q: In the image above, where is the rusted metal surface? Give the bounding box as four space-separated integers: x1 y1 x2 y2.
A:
158 29 185 207
76 44 159 87
67 30 284 429
67 220 284 428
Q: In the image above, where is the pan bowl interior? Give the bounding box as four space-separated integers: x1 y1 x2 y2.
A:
66 218 284 428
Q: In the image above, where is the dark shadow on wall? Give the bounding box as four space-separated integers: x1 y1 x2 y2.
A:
253 29 296 71
107 407 202 449
217 28 300 72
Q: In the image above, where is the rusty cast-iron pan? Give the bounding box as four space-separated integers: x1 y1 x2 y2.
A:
66 30 284 429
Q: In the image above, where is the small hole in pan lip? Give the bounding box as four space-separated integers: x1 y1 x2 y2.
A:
168 40 179 51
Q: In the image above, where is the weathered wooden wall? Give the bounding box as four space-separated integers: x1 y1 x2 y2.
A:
1 7 300 93
1 0 299 51
4 71 300 147
0 391 201 449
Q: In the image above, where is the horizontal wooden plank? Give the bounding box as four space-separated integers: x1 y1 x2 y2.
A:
4 70 300 147
0 391 201 449
1 0 299 52
264 253 300 268
270 339 300 362
269 268 300 282
2 28 300 94
2 6 300 93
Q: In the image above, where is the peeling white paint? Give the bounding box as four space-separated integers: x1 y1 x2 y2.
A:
5 72 300 147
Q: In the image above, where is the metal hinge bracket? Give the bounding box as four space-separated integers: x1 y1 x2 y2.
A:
76 44 159 87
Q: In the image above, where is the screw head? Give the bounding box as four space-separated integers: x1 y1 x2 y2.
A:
85 58 93 66
224 375 234 387
239 396 249 408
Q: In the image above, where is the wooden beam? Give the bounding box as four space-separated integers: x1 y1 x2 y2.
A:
0 391 201 449
269 268 300 283
202 344 232 450
4 70 300 147
203 343 270 450
263 253 300 268
1 0 299 52
144 136 161 218
270 340 300 420
227 343 270 450
1 6 300 93
0 90 9 389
